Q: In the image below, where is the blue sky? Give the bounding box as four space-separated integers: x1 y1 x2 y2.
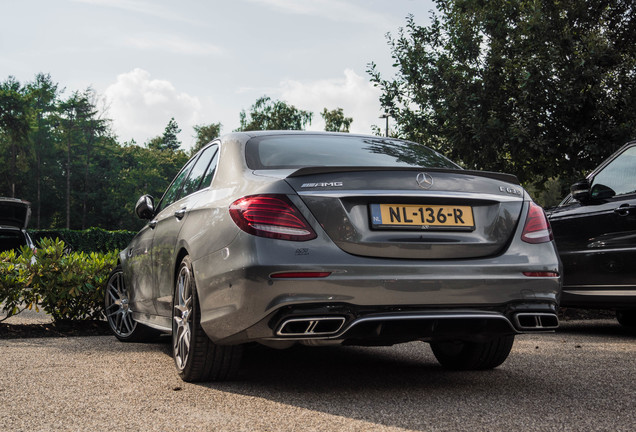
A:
2 0 436 149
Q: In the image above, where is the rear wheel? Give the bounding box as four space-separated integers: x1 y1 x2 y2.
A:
616 310 636 328
431 335 515 370
172 255 243 382
104 265 159 342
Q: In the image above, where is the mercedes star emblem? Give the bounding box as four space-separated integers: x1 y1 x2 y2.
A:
416 172 434 189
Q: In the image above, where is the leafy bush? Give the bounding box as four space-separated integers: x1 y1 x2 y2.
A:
0 248 40 320
29 227 136 253
0 238 117 322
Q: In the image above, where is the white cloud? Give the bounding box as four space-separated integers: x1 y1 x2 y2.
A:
277 69 384 134
104 68 205 148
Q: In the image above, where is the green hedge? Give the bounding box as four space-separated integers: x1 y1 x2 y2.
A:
0 238 117 322
29 227 136 253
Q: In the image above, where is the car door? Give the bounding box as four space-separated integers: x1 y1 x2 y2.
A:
134 155 199 315
152 144 220 317
549 143 636 294
126 223 157 315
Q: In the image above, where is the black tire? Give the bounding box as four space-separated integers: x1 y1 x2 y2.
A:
431 335 515 370
172 255 243 382
104 265 160 342
616 310 636 328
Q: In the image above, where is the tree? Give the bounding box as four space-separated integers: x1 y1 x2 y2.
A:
146 117 182 151
368 0 636 187
0 76 31 198
162 117 181 151
321 108 353 132
236 96 313 131
26 73 61 228
192 122 221 154
55 89 111 229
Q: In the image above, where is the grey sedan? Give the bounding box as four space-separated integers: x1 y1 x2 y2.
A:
105 131 561 382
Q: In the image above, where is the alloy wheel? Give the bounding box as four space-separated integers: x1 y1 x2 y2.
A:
105 268 137 337
173 263 193 371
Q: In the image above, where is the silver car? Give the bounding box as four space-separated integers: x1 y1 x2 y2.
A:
105 131 561 382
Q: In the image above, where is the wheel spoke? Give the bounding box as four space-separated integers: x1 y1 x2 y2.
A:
173 263 194 370
105 269 137 338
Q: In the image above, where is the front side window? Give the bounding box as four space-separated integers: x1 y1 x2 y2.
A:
592 145 636 197
156 157 197 213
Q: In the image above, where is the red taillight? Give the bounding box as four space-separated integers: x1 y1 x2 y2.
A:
521 202 553 244
229 194 317 241
523 271 559 278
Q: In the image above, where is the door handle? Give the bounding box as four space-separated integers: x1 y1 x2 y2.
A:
174 208 187 219
149 219 158 229
614 204 635 216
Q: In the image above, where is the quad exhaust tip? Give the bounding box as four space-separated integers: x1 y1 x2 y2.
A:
277 317 346 337
514 313 559 330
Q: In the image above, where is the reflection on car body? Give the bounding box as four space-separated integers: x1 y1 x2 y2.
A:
548 141 636 328
105 131 561 382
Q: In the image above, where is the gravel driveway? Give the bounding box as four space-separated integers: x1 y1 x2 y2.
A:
1 318 635 431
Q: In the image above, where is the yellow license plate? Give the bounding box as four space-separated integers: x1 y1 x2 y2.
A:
370 204 474 230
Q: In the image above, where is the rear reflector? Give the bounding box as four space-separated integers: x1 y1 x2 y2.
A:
523 271 559 278
271 272 332 279
521 202 553 244
229 194 317 241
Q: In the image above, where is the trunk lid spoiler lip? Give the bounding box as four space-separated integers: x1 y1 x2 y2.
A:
286 166 519 185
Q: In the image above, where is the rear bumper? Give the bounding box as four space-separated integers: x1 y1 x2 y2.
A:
218 304 559 346
193 236 561 345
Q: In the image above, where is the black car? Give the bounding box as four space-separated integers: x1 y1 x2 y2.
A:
548 141 636 328
0 198 35 255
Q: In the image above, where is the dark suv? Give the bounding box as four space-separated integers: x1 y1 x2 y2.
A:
548 141 636 328
0 198 35 254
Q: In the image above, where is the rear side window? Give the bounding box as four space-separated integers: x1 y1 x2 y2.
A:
200 147 220 188
245 135 459 170
180 144 218 197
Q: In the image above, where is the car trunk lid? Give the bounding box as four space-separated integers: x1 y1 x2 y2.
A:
0 198 31 229
285 167 524 259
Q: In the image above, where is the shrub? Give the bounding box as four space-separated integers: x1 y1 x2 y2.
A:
0 248 40 320
0 238 117 322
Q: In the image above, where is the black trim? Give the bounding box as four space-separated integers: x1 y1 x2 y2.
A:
287 166 520 185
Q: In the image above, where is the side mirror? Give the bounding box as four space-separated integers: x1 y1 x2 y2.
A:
590 183 616 200
570 179 591 203
135 195 155 220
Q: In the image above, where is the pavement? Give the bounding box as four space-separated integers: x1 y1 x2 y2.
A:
1 311 635 431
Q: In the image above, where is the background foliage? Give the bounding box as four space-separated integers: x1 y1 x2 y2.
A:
369 0 636 203
0 74 352 230
0 238 117 322
30 227 136 253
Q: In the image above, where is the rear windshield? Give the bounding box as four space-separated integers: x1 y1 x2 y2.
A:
245 135 460 170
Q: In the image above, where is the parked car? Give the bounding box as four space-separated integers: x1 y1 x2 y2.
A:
547 141 636 328
0 197 35 255
105 131 561 382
